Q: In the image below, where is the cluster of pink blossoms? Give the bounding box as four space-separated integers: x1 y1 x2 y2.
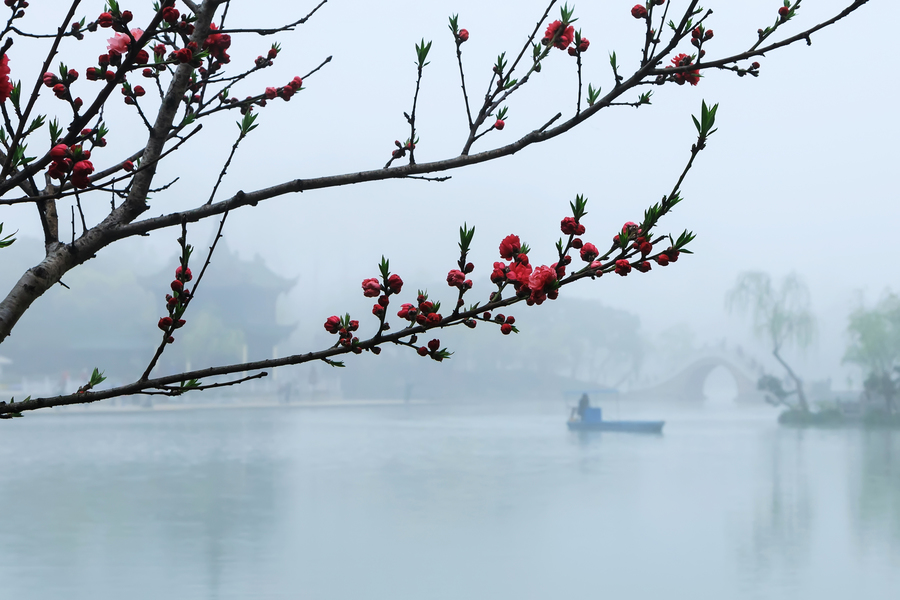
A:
668 53 700 86
264 76 303 102
203 23 231 64
362 272 403 316
491 235 563 306
324 316 362 352
47 143 94 188
398 292 443 326
446 264 473 291
157 265 192 344
542 20 575 50
42 69 83 109
541 16 588 56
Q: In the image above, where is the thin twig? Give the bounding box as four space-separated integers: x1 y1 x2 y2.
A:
216 0 328 35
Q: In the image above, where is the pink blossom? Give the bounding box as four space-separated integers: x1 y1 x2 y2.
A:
361 278 381 298
579 242 599 262
527 265 557 305
506 261 533 290
498 234 521 260
107 29 143 54
447 269 466 287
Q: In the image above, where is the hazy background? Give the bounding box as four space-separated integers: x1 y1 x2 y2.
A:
0 0 895 392
2 4 898 600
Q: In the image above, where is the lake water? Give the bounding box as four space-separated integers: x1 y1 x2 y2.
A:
1 401 898 599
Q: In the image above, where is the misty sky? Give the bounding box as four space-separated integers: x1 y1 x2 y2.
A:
2 1 894 388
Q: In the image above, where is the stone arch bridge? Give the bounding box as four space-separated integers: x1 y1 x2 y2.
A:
628 355 766 403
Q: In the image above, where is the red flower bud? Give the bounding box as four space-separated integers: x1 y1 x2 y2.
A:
387 274 403 294
122 160 134 172
175 266 192 281
494 119 505 130
631 5 648 19
457 29 469 43
158 316 173 330
162 7 180 24
50 144 69 160
500 323 512 335
428 339 440 351
579 243 599 262
98 12 113 28
417 346 429 357
171 280 183 293
324 315 341 334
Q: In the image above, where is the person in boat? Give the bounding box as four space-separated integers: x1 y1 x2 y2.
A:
577 393 590 419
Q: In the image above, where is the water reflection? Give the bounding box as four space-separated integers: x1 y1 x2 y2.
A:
736 429 813 593
853 430 900 551
0 404 898 599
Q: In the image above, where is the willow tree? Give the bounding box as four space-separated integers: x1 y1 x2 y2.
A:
726 272 815 412
844 294 900 413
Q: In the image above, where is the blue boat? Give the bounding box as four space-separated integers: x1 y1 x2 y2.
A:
567 395 664 434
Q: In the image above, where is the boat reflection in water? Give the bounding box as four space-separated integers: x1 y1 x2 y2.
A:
566 394 664 434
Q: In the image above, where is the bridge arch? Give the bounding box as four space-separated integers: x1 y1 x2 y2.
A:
630 356 766 403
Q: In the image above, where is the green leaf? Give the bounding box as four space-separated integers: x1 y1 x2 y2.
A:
237 112 259 137
90 368 107 386
0 223 17 249
415 39 433 66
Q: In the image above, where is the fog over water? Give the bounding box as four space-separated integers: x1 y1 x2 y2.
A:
2 402 899 600
1 1 897 597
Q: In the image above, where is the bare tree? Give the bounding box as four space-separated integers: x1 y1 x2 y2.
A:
0 0 870 417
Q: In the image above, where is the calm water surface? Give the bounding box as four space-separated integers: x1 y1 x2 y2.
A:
1 401 898 599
